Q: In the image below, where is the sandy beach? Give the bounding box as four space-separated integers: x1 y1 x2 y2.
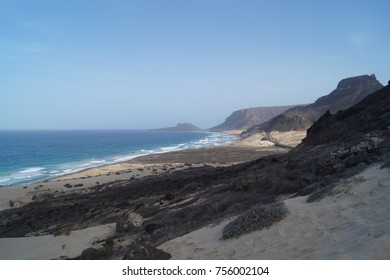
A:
0 130 320 260
0 132 291 212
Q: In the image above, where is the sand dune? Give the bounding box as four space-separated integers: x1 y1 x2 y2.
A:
159 165 390 259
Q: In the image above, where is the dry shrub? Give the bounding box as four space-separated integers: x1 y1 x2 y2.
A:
222 202 287 239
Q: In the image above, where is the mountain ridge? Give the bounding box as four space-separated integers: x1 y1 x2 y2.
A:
210 105 296 132
242 74 383 136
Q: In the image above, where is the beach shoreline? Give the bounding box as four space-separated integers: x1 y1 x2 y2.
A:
1 131 299 212
0 130 309 260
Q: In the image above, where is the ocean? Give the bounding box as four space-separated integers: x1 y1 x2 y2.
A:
0 130 236 186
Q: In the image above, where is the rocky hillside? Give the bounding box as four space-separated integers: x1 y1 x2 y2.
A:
210 105 295 132
243 74 383 135
151 123 202 132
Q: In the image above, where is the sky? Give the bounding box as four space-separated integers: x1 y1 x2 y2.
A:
1 0 389 129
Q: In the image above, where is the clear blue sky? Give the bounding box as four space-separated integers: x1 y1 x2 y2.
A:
1 0 389 129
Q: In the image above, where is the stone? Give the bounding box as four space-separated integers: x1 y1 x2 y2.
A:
123 241 171 260
116 211 143 233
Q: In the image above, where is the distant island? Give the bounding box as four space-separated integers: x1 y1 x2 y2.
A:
150 123 203 132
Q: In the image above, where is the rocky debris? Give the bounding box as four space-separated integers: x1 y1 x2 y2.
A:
144 223 165 234
116 212 143 233
122 241 171 260
79 247 112 260
164 193 175 201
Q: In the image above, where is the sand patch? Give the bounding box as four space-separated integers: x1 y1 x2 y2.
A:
270 130 307 147
159 165 390 259
0 223 115 260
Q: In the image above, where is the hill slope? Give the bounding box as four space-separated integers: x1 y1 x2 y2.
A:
210 105 295 132
243 74 383 135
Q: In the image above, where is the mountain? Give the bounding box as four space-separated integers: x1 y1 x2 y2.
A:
210 105 296 132
301 81 390 147
151 123 203 132
243 74 383 135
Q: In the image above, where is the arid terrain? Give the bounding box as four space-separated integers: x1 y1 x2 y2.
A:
0 83 389 260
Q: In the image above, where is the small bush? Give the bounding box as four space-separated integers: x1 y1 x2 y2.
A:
53 226 72 236
64 183 73 188
222 202 287 239
9 200 14 207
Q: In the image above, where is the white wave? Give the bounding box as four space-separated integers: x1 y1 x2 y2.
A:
0 178 10 183
90 160 106 164
19 167 45 173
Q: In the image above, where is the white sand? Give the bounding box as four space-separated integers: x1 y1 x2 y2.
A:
270 130 307 147
159 165 390 259
0 223 115 260
226 132 274 148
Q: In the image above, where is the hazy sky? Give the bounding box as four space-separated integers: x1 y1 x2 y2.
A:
1 0 389 129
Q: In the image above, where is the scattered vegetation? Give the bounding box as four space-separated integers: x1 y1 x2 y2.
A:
53 226 72 236
64 183 73 188
307 185 334 203
222 202 288 239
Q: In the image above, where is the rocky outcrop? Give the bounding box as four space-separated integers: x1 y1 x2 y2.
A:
243 74 383 135
116 212 143 233
301 83 390 146
123 241 171 260
210 105 295 132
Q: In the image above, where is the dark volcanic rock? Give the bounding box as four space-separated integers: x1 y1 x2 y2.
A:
301 83 390 146
243 74 383 135
79 247 112 260
123 241 171 260
144 223 164 234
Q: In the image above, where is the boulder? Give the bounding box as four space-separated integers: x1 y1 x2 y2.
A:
144 223 164 234
123 241 171 260
116 211 143 233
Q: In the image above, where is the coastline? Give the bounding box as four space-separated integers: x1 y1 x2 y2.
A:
0 131 297 212
0 130 305 260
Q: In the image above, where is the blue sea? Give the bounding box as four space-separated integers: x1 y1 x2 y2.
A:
0 130 236 186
